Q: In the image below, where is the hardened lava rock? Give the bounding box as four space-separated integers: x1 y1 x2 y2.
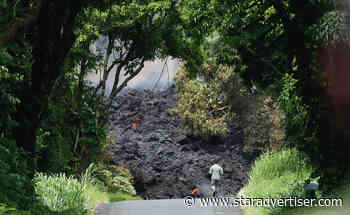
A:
108 86 256 199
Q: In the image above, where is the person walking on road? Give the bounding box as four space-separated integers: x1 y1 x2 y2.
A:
209 163 223 196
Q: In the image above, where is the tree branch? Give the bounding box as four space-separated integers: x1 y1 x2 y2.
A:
106 58 146 112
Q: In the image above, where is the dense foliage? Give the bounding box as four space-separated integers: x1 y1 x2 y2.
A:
1 0 350 213
173 0 350 193
95 164 136 195
173 59 286 153
171 63 236 139
0 0 212 211
208 0 350 191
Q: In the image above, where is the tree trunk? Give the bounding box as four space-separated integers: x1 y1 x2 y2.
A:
14 1 84 169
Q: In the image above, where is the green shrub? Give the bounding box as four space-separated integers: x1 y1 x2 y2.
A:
240 148 315 215
307 10 350 47
0 139 33 208
241 94 285 153
96 136 115 165
276 74 310 147
35 127 74 174
170 64 237 139
172 61 285 150
0 203 17 215
95 164 136 196
35 84 106 174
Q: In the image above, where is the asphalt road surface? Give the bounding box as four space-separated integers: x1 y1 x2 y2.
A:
95 199 243 215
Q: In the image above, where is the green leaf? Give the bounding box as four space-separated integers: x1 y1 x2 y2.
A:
0 0 7 8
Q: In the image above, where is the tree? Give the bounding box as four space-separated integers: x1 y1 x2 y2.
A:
72 0 214 127
0 0 214 169
0 0 107 169
209 0 350 189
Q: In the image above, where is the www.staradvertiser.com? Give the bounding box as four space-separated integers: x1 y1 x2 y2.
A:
183 196 343 208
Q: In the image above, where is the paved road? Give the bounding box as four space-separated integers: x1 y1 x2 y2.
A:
95 199 243 215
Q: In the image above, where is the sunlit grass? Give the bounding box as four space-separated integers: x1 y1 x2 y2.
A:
239 148 313 215
285 172 350 215
240 149 350 215
1 162 142 215
108 192 142 202
33 172 91 214
85 183 110 210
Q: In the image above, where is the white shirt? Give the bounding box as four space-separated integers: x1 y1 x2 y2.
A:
209 164 223 180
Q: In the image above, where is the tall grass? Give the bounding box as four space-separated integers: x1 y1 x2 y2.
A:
239 148 314 215
80 163 97 187
33 164 96 214
84 183 109 210
2 163 141 215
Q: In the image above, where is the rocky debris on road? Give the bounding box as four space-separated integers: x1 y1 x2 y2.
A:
108 86 257 199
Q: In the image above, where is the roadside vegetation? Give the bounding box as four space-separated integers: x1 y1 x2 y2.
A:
285 171 350 215
2 0 350 215
1 0 211 214
172 1 350 214
170 63 237 139
238 148 315 215
0 163 141 215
